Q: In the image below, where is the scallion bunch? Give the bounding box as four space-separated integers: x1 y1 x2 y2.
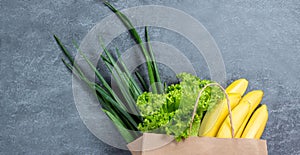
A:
54 2 162 143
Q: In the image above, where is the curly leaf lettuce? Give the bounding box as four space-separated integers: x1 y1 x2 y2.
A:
137 73 224 141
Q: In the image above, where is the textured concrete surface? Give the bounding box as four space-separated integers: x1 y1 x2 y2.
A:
1 0 300 154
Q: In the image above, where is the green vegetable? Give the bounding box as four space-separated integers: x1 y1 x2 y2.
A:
55 1 225 143
137 73 224 141
104 2 163 94
54 2 165 143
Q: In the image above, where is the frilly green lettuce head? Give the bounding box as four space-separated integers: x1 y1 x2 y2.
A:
137 72 225 141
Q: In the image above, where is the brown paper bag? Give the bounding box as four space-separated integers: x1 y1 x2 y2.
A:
127 83 268 155
127 133 268 155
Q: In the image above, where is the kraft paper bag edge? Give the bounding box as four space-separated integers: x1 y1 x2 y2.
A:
128 133 268 155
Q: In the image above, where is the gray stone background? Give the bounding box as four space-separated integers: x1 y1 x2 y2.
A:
1 0 300 154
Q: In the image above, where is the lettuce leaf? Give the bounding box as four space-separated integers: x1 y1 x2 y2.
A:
137 73 224 141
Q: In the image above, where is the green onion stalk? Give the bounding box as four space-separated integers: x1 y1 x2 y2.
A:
54 2 163 143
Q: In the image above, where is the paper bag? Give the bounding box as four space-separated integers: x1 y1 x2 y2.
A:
127 83 268 155
127 133 268 155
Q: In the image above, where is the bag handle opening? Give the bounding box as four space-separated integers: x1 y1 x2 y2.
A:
189 83 234 138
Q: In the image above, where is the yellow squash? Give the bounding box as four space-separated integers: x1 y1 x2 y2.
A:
198 93 241 137
216 101 250 138
241 104 268 139
225 79 248 96
234 90 264 138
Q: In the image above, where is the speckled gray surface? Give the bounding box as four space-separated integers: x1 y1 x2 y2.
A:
1 0 300 154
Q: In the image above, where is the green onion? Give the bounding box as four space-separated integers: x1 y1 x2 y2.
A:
54 2 164 143
104 1 163 94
